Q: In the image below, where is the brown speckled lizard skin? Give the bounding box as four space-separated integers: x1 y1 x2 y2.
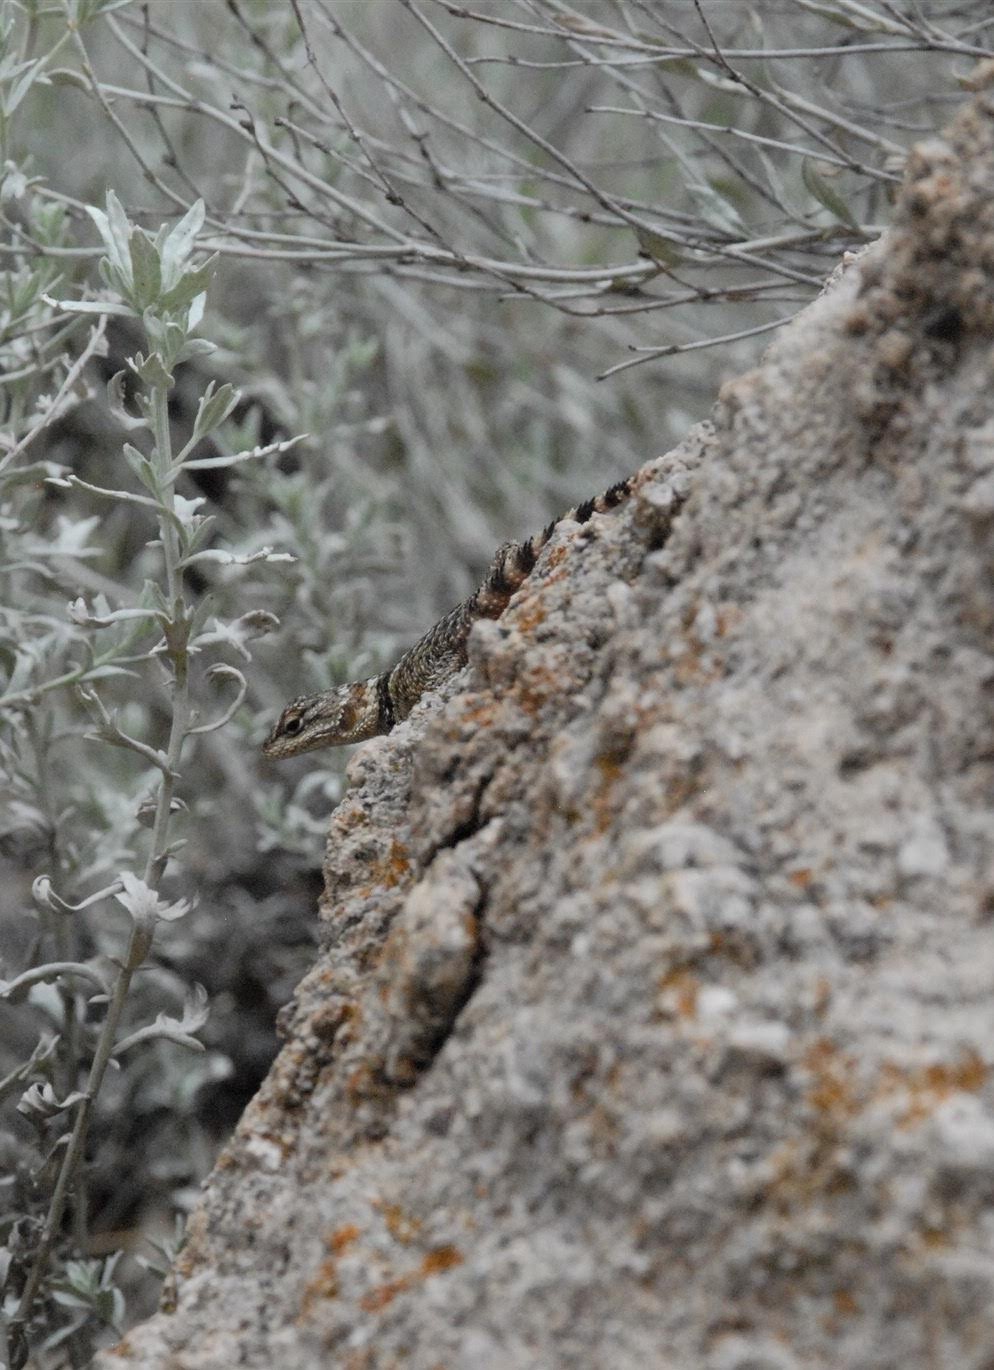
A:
263 476 651 758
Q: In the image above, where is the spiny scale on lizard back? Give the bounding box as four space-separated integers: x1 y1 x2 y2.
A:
263 475 640 759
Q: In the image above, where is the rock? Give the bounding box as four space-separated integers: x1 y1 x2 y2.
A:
101 77 994 1370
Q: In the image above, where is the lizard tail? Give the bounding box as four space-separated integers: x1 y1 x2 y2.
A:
473 475 635 619
385 476 637 721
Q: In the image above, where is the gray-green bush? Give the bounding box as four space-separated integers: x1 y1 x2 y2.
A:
0 187 304 1366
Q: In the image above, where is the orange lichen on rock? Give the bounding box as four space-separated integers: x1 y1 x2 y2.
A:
880 1050 987 1127
358 1245 464 1314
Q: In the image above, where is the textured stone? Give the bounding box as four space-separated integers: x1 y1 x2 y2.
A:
102 75 994 1370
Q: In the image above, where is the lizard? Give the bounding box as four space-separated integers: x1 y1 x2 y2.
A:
262 473 647 760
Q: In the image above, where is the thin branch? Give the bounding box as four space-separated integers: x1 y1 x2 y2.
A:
0 316 107 473
598 312 799 379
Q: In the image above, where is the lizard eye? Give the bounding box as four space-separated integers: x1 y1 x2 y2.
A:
282 714 304 736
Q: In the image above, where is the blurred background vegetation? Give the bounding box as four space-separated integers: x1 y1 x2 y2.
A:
1 0 990 1360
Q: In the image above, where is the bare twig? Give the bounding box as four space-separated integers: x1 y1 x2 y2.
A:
0 316 107 472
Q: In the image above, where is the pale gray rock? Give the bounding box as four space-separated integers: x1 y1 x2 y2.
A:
102 70 994 1370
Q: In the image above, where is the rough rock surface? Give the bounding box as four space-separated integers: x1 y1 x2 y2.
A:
102 75 994 1370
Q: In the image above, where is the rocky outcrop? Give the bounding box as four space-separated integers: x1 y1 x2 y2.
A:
102 71 994 1370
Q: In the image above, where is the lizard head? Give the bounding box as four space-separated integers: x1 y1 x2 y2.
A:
262 681 380 759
